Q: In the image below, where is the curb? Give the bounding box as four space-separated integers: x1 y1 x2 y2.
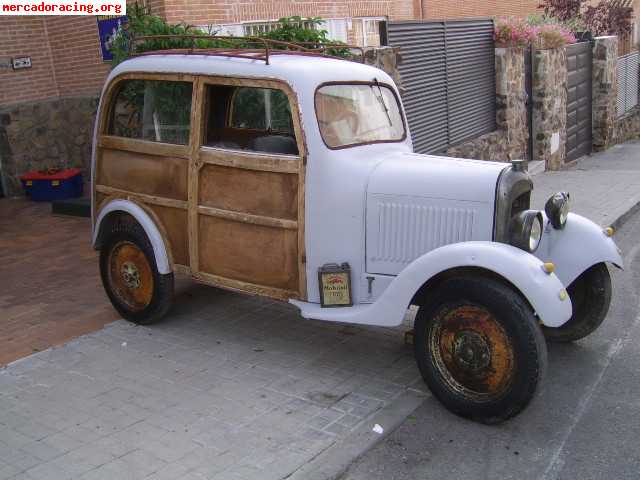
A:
611 199 640 231
286 389 428 480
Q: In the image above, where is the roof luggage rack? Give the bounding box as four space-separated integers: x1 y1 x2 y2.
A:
129 35 365 65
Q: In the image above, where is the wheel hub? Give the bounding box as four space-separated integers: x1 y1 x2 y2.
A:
452 331 491 372
121 261 141 289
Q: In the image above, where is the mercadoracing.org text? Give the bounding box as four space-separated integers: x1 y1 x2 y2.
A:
1 0 125 15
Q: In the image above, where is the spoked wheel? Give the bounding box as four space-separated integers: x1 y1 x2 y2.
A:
414 276 547 424
542 263 612 343
99 217 173 325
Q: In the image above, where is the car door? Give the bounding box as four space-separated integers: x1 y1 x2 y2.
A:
189 77 307 301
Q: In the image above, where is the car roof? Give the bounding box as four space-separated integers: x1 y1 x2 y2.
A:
106 53 395 94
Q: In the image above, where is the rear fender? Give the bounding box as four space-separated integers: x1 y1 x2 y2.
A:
92 199 172 274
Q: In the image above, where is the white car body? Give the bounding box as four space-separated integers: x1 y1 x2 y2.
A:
92 53 623 329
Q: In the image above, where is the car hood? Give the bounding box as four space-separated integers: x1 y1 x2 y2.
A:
365 153 509 275
367 152 508 203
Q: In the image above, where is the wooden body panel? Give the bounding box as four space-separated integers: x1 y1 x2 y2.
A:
198 163 298 220
98 146 189 201
198 215 298 291
94 72 307 302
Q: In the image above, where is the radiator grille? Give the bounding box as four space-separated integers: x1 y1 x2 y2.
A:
373 202 475 264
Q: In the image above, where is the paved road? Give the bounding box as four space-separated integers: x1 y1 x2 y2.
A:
531 141 640 228
341 211 640 480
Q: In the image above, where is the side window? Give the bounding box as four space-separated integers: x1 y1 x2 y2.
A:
109 79 193 145
204 85 298 155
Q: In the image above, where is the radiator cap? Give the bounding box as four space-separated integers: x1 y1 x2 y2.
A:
511 159 528 172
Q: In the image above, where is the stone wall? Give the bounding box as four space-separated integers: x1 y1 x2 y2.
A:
447 47 528 162
592 36 619 151
614 106 640 144
0 96 98 196
532 48 567 170
363 46 405 94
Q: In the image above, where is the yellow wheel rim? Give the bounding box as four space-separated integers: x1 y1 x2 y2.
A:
107 241 154 311
429 304 515 401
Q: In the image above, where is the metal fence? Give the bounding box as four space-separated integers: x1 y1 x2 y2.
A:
618 51 639 117
386 19 496 154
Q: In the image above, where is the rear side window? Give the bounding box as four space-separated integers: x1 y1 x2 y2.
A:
230 87 294 134
204 85 298 155
109 79 193 145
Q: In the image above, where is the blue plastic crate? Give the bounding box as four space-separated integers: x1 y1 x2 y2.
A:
20 168 83 202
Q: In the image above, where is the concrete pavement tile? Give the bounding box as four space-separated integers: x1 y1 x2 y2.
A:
0 428 33 450
2 449 41 472
139 431 200 463
25 461 74 480
106 421 169 450
18 439 66 462
0 461 19 480
143 461 193 480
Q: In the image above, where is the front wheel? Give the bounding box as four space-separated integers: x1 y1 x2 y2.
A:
414 276 547 424
542 263 612 343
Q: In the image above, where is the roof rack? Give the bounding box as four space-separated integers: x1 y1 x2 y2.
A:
129 35 365 65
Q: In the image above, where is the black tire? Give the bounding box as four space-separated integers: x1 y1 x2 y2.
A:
414 276 547 424
542 263 612 343
99 216 174 325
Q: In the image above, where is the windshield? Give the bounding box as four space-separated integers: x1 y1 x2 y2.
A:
315 83 405 149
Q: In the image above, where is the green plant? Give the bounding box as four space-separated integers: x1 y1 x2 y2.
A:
535 23 577 48
110 9 351 66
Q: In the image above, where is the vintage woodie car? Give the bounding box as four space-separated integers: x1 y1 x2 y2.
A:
92 40 622 423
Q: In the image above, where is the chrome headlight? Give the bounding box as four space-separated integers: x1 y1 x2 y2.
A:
545 192 570 229
509 210 543 252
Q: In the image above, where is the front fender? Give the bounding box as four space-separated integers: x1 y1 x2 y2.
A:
535 213 623 286
291 241 572 328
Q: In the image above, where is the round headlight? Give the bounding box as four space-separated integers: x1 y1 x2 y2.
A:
545 192 570 229
529 214 542 251
509 210 544 253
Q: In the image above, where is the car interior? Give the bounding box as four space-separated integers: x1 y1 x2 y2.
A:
204 84 299 156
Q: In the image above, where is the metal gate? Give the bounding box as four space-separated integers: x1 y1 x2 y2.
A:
565 42 593 162
385 19 496 154
524 47 534 161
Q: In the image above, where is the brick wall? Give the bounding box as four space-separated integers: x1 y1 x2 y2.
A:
0 16 109 106
0 17 58 104
46 17 111 97
424 0 540 19
158 0 414 25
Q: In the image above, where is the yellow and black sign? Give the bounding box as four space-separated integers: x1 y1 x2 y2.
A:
318 263 353 308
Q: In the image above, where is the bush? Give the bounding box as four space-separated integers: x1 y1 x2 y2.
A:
584 1 634 37
535 23 577 48
110 8 351 66
494 17 538 48
538 0 634 37
494 16 576 49
538 0 587 22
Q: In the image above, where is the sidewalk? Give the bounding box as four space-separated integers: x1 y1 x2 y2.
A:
1 141 639 480
531 140 640 228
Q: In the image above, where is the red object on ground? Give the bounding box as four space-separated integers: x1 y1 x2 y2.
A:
19 168 83 181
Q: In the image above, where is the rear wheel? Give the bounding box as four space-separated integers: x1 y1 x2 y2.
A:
99 217 173 325
542 263 612 343
414 276 547 424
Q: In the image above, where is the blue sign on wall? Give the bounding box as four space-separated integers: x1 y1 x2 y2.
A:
97 15 128 62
